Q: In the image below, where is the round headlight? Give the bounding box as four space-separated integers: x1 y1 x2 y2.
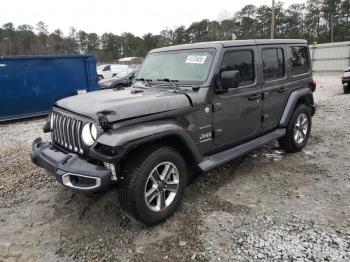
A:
50 113 54 130
91 123 97 140
82 122 98 146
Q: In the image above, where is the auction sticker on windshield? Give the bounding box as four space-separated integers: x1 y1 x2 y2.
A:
186 55 207 64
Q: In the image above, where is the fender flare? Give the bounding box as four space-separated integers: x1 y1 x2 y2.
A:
94 120 202 163
279 88 313 127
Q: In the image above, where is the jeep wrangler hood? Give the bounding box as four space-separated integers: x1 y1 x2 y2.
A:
55 88 192 122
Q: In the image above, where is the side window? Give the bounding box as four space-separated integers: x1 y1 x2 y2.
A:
262 48 285 81
103 65 111 71
289 46 310 75
221 50 255 86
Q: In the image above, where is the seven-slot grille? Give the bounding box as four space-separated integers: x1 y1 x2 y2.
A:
52 111 84 154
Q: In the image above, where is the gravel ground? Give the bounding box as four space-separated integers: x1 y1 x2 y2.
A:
0 75 349 262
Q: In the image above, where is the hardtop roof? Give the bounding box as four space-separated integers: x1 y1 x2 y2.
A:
149 39 308 53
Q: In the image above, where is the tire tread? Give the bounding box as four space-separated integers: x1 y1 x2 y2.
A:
119 145 185 225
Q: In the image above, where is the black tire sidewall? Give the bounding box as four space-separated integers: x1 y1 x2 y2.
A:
132 148 187 225
114 84 124 89
344 84 350 94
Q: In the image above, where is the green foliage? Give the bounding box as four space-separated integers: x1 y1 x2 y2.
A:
0 0 349 62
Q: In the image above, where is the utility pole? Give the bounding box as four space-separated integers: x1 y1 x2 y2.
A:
330 13 334 42
271 0 275 39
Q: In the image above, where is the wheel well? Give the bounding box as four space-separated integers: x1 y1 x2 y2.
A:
280 91 315 127
120 135 199 172
296 94 313 107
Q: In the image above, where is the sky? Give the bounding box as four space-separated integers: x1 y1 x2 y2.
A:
2 0 307 37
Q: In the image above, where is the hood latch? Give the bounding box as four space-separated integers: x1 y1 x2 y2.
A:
97 110 116 131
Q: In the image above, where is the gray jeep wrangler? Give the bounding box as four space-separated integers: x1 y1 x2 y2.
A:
31 39 316 225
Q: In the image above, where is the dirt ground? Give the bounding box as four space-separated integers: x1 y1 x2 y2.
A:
0 75 349 262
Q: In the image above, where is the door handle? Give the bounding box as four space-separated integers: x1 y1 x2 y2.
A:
277 87 287 93
248 94 261 101
213 102 222 112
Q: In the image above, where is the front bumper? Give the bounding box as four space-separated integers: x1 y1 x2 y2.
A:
31 137 112 192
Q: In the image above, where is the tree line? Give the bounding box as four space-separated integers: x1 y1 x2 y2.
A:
0 0 349 62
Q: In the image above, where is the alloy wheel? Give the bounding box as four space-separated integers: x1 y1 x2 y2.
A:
293 113 308 144
144 162 179 212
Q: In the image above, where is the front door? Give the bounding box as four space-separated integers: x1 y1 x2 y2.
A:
212 46 263 149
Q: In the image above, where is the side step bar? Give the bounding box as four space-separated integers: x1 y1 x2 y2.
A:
198 129 286 172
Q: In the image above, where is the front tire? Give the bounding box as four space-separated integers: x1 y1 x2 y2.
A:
344 84 350 94
279 104 312 153
119 145 188 226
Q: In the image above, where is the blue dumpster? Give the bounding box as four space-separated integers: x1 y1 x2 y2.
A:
0 54 98 121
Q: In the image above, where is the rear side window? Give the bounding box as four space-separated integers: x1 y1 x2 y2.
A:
262 48 285 81
221 50 255 86
289 46 310 75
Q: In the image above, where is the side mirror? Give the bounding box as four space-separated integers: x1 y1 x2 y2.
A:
220 70 240 89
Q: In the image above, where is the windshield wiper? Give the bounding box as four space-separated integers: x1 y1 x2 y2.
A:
157 78 179 90
135 78 152 87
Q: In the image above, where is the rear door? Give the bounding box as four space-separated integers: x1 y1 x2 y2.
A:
212 46 263 149
287 44 312 90
259 45 289 131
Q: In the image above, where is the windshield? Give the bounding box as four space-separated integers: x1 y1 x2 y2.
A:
115 70 132 78
137 48 216 84
97 65 107 71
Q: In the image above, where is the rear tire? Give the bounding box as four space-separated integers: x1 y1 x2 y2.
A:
278 104 312 153
113 84 125 90
98 75 104 81
119 145 188 226
344 84 350 94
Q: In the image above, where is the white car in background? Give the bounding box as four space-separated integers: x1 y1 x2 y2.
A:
97 64 129 80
